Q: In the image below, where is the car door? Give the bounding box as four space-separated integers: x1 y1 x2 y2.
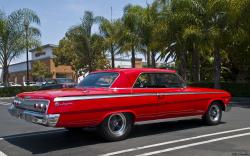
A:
132 73 159 121
154 73 198 118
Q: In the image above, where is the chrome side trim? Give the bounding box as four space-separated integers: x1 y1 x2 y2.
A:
157 92 223 96
54 93 157 102
54 92 224 102
135 115 202 125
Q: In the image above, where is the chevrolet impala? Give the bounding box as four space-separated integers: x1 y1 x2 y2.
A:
9 68 231 141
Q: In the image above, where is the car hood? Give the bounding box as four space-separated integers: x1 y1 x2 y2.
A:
17 88 131 100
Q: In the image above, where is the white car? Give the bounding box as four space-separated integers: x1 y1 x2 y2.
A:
9 82 22 87
23 82 38 87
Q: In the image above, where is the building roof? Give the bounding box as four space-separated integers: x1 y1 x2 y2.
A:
30 44 58 52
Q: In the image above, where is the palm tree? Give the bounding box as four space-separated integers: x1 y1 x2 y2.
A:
100 19 122 68
198 0 231 88
120 5 142 68
68 11 105 72
17 8 41 85
0 9 26 86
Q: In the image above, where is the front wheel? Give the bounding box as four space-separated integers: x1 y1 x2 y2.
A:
98 113 133 141
202 102 222 125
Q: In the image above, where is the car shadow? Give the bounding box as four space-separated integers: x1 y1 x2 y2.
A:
3 119 225 154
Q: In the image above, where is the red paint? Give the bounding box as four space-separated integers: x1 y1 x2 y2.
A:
17 68 231 128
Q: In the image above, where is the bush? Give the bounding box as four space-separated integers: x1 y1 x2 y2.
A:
189 82 250 97
0 86 39 97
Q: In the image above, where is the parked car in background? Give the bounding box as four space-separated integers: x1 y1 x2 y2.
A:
9 82 22 87
9 68 231 141
23 82 38 87
0 83 4 88
40 78 76 90
0 82 21 87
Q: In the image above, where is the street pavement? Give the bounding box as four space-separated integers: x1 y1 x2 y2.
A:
0 98 250 156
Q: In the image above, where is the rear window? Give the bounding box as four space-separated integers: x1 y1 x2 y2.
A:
77 72 119 88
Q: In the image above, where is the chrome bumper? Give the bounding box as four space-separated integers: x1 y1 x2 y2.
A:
8 104 60 127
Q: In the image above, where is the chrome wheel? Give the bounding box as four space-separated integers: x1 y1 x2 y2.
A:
209 105 220 122
108 113 127 137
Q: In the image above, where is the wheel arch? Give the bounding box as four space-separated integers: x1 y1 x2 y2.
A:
207 99 226 111
99 110 136 125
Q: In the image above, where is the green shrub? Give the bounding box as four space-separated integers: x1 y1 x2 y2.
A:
0 86 39 97
189 82 250 97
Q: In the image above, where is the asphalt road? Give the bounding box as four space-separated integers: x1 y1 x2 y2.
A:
0 98 250 156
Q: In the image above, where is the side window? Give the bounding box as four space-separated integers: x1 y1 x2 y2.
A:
134 73 157 88
156 73 183 88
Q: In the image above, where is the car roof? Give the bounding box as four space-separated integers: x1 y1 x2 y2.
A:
91 68 177 88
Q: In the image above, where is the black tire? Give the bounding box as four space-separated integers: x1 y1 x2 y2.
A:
202 102 222 125
98 113 133 141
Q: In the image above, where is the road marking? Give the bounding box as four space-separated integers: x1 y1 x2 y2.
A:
0 151 7 156
0 129 66 141
100 127 250 156
0 102 11 106
136 132 250 156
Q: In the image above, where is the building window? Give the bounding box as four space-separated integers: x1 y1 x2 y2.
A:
35 51 46 57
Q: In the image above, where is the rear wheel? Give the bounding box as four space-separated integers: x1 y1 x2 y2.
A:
202 102 222 125
98 113 133 141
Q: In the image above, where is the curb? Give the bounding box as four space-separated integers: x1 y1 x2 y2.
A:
0 97 15 100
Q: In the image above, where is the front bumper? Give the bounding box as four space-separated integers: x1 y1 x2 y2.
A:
8 104 60 127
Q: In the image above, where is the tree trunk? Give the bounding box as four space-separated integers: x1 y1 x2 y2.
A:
131 46 135 68
2 58 9 86
179 50 188 81
214 48 221 89
146 49 151 67
111 43 115 68
191 45 200 82
151 51 156 68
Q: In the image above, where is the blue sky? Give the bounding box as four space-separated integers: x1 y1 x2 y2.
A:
0 0 153 45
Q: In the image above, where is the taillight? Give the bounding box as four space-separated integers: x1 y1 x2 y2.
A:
33 103 47 112
13 99 21 106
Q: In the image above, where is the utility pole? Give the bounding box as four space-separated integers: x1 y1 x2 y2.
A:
25 25 30 86
111 6 113 22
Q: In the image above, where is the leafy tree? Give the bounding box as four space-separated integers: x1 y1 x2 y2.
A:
31 61 52 81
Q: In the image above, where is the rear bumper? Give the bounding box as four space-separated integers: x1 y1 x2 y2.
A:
8 104 60 127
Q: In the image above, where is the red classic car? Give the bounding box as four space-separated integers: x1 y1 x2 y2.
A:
9 68 231 141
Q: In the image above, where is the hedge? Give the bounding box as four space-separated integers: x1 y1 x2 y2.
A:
0 83 249 97
0 86 39 97
189 82 250 97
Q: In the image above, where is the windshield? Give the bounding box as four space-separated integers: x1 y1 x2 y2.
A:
77 72 119 88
